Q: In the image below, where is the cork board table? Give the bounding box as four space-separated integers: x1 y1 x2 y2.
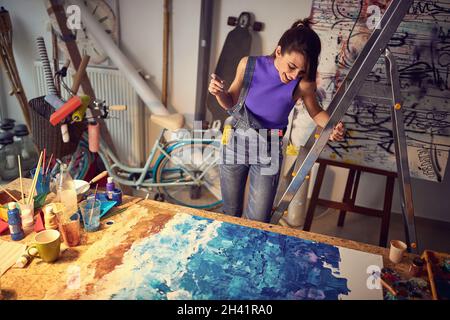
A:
0 178 418 300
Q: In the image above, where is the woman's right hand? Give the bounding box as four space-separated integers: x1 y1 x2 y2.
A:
208 74 226 97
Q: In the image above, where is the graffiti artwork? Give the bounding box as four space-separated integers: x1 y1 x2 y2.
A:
302 0 450 181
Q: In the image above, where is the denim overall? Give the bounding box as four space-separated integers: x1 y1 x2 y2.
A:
219 57 284 222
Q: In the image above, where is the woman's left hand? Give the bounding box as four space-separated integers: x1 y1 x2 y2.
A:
329 122 345 141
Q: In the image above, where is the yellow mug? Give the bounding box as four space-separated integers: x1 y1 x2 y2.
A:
27 229 61 263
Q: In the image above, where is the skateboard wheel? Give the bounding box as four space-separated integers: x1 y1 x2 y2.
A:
227 16 237 26
253 21 263 32
238 12 251 28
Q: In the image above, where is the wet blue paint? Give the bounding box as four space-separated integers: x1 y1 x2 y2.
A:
111 214 350 300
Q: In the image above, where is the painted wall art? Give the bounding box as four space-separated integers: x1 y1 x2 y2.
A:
44 208 383 300
292 0 450 181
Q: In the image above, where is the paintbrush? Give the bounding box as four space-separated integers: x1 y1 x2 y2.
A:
45 153 53 177
27 151 43 205
380 277 398 297
0 185 20 202
42 148 46 179
88 184 98 225
17 155 24 204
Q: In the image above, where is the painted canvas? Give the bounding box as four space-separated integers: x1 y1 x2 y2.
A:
291 0 450 181
44 207 383 300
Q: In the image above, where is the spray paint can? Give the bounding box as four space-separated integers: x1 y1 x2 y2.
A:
7 202 24 241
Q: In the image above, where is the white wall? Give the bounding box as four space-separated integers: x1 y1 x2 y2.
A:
0 0 448 224
0 0 52 122
0 70 6 119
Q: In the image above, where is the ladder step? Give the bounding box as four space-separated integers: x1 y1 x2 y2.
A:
356 82 393 104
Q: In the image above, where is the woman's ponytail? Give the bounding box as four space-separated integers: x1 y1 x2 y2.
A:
290 18 315 30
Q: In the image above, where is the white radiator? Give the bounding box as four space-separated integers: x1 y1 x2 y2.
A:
34 62 145 167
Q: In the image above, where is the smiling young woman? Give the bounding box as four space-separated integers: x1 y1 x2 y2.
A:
209 18 345 223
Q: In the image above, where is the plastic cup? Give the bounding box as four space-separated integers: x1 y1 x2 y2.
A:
80 199 101 232
389 240 407 264
30 167 50 195
58 212 81 247
17 202 35 233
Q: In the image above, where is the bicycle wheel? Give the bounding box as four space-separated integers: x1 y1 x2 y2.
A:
155 142 222 210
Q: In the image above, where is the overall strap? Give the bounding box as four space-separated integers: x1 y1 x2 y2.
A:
227 56 256 116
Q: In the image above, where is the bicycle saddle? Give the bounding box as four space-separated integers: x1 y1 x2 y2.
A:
150 113 185 131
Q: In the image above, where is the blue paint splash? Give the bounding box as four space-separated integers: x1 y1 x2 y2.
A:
110 214 350 300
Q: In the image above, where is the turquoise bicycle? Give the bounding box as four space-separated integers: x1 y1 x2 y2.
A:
69 113 223 210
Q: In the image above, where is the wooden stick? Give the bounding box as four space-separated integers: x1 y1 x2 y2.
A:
51 27 61 95
422 250 439 300
380 278 397 297
0 185 20 203
71 54 90 95
42 148 46 179
162 0 170 106
27 151 43 205
17 155 24 204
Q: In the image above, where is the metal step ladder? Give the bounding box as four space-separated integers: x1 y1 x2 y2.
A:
270 0 419 253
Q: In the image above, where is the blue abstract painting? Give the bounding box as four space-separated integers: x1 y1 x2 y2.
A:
45 211 383 300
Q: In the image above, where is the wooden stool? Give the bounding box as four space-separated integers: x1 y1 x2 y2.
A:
303 158 396 247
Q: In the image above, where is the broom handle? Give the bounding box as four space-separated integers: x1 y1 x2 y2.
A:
71 54 90 95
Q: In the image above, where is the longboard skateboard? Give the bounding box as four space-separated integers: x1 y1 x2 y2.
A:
207 12 263 127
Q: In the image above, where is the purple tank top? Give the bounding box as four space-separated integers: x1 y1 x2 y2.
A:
245 56 300 129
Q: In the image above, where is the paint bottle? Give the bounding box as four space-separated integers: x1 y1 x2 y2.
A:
111 188 122 205
106 177 122 205
56 164 78 223
106 177 115 200
7 202 24 241
44 206 59 230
